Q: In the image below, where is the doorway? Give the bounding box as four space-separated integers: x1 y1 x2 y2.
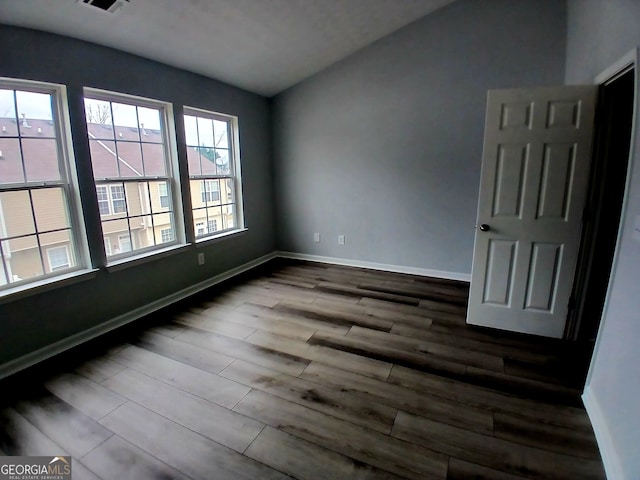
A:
566 67 635 345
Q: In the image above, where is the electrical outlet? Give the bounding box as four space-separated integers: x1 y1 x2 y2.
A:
314 232 321 243
338 234 345 246
197 252 205 265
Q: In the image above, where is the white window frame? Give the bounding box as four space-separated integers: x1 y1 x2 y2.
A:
183 107 244 241
0 77 90 296
84 88 184 264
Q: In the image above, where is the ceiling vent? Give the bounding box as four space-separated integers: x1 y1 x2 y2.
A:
78 0 130 14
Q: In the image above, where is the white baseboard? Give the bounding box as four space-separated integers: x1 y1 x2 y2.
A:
276 251 471 282
583 387 624 480
0 251 276 380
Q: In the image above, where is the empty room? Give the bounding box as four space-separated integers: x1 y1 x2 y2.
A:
0 0 638 479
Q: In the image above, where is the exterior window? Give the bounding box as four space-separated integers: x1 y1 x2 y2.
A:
158 181 169 208
84 90 181 261
184 108 243 240
201 179 220 203
160 228 173 243
0 79 88 290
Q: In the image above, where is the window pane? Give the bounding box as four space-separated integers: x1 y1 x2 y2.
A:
0 190 35 238
85 98 114 139
16 91 53 138
187 147 201 176
200 147 217 175
213 119 228 148
32 187 69 232
0 138 25 183
196 117 214 147
138 107 162 143
8 234 43 281
192 207 207 236
152 213 173 244
0 90 18 136
184 115 199 146
22 138 60 182
141 143 166 176
207 206 223 232
89 139 119 179
102 217 128 236
41 230 74 272
149 181 169 212
215 149 230 175
115 141 143 177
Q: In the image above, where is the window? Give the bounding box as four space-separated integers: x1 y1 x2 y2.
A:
201 179 220 203
0 79 88 290
96 184 126 215
184 108 243 240
84 90 182 261
158 181 169 208
160 228 173 243
47 246 70 272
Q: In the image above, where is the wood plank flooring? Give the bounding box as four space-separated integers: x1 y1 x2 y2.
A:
0 259 605 479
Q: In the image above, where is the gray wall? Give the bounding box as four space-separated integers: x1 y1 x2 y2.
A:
272 0 567 276
0 26 275 366
566 1 640 478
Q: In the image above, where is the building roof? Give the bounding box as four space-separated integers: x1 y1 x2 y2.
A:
0 117 229 182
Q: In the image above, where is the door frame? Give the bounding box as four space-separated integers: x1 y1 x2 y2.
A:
565 51 637 341
583 48 639 375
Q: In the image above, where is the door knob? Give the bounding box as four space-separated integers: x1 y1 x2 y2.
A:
479 224 491 232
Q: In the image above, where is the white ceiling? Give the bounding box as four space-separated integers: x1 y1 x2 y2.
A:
0 0 455 97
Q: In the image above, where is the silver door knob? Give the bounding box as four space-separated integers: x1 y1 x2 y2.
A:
479 224 491 232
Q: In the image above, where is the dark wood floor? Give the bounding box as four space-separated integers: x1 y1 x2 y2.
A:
0 259 605 479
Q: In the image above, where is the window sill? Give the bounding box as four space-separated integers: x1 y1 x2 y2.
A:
106 243 192 273
195 228 248 247
0 268 100 305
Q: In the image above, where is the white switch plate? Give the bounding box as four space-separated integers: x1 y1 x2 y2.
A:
338 234 345 245
197 252 205 265
633 215 640 242
314 232 321 243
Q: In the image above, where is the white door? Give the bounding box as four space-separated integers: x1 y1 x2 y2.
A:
467 86 597 338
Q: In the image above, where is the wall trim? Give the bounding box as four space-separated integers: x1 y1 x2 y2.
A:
583 387 625 480
0 251 277 381
276 251 471 282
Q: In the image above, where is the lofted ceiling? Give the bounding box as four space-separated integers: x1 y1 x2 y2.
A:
0 0 456 97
